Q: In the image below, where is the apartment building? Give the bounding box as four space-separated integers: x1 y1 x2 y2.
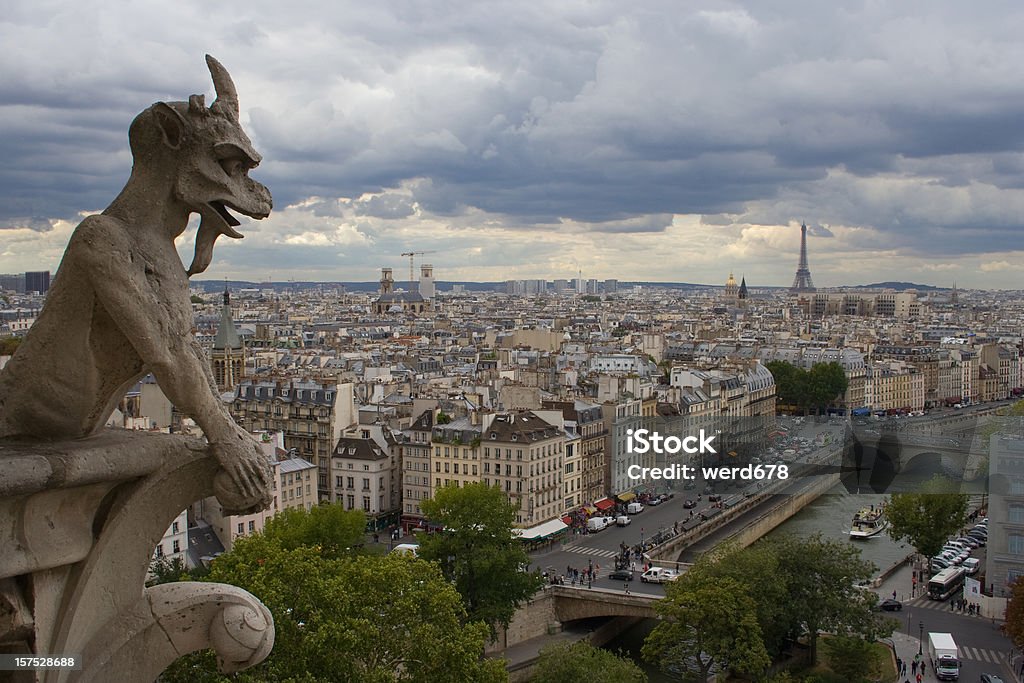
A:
481 411 566 527
231 379 356 501
332 434 400 528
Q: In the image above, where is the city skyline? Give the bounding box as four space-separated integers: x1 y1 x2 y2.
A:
3 2 1024 288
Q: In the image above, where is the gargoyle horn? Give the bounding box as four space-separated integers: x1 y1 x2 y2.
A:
206 54 239 120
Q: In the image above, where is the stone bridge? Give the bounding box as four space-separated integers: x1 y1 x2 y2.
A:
845 429 982 490
547 585 659 622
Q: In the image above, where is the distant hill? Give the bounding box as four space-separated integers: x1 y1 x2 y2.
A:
844 281 946 291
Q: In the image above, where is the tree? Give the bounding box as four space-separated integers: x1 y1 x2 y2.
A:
886 474 969 558
768 534 888 664
692 542 793 657
643 575 770 682
1003 577 1024 649
190 294 205 304
808 362 849 412
418 483 543 637
533 641 647 683
160 542 507 682
822 636 883 683
767 361 848 414
0 337 21 356
147 556 190 586
261 503 367 559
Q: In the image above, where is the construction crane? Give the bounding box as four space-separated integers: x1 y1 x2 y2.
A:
400 250 437 289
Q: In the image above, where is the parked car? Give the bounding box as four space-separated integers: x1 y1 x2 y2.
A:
616 515 631 527
962 558 980 575
930 556 952 571
956 536 980 548
609 569 634 582
683 499 697 509
980 675 1004 683
874 598 903 612
647 496 661 506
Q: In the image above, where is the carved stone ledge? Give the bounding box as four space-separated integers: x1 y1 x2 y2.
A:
0 430 274 682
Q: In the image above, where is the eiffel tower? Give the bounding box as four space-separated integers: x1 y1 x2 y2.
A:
790 221 816 293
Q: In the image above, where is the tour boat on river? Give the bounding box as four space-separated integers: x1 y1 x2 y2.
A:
849 504 888 539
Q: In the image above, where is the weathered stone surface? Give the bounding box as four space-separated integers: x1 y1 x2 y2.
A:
0 55 272 516
0 56 276 681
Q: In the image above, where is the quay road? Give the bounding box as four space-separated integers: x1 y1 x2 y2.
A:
526 419 850 597
523 402 1014 599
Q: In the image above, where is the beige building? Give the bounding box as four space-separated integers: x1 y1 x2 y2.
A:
481 411 566 527
400 408 436 533
864 361 925 413
331 434 400 527
541 400 606 508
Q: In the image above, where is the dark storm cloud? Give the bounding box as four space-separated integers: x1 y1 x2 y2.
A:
7 0 1024 277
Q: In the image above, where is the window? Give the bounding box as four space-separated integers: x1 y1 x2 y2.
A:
336 476 343 488
347 494 355 509
248 520 255 532
155 544 164 558
362 478 370 491
172 539 180 554
237 523 244 535
1011 504 1024 523
1010 534 1024 556
363 496 370 511
347 476 354 489
172 521 179 534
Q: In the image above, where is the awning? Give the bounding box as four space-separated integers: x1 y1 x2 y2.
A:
583 506 597 514
616 492 636 502
594 498 614 511
513 519 569 540
561 515 573 525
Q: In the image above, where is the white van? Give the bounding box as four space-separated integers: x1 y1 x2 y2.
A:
391 543 419 557
627 502 644 515
616 515 631 527
587 516 612 532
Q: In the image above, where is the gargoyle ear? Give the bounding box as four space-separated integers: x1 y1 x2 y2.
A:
153 102 186 150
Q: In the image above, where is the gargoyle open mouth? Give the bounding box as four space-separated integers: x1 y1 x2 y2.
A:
208 200 245 239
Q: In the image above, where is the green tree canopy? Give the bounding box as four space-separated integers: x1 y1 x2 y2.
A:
822 636 883 683
766 361 848 413
689 542 792 657
418 483 543 637
885 474 969 558
0 337 21 356
769 534 887 664
261 503 367 560
643 575 770 682
160 541 507 682
533 641 647 683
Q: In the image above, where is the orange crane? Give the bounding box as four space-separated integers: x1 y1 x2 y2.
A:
400 250 437 289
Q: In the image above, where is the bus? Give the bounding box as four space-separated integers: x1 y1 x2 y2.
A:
928 566 966 601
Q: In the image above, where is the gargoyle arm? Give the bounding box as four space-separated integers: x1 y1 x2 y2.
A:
75 217 239 446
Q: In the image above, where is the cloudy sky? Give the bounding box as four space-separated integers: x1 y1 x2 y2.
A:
3 1 1024 288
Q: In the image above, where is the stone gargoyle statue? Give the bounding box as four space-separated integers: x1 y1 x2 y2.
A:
0 55 272 516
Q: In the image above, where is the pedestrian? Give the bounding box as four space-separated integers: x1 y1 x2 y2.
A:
893 590 897 600
624 582 630 595
916 673 922 683
920 661 925 675
911 660 917 675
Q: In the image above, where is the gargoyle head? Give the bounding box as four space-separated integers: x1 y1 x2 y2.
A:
128 55 272 275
